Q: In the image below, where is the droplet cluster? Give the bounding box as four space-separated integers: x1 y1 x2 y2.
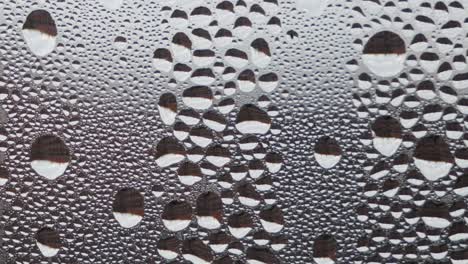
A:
0 0 297 263
152 0 287 262
1 0 451 263
349 0 468 263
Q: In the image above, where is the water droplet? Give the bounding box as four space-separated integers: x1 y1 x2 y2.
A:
36 227 61 257
196 192 223 230
162 200 192 232
413 135 453 181
314 136 342 169
362 31 406 77
235 104 271 135
112 188 144 228
154 137 186 168
31 135 70 180
157 236 180 260
22 10 57 56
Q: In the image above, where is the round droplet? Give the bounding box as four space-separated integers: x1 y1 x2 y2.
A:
177 162 203 186
158 93 177 125
228 211 253 239
157 236 180 260
112 188 144 228
250 38 271 68
31 135 70 180
154 137 186 168
36 227 61 257
259 205 284 233
235 104 271 135
414 135 454 181
171 32 192 63
162 200 192 232
182 238 214 264
362 31 406 77
314 136 342 169
153 48 173 73
0 167 9 186
196 192 223 230
313 234 337 264
22 10 58 56
371 116 402 157
182 86 213 110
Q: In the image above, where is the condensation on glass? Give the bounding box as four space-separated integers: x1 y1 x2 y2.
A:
1 0 468 263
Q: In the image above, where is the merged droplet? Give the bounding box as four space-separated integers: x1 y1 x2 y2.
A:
202 111 227 132
237 182 262 207
420 200 451 229
178 161 203 186
209 231 231 253
206 145 231 167
455 148 468 168
225 48 249 68
451 248 468 264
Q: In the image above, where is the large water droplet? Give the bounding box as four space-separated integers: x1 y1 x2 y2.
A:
162 200 192 232
413 135 454 181
314 136 342 169
196 192 223 230
362 31 406 77
31 135 70 180
112 188 144 228
22 10 57 56
36 227 61 257
235 104 271 135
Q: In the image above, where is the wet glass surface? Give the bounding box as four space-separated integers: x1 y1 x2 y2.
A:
1 0 468 263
